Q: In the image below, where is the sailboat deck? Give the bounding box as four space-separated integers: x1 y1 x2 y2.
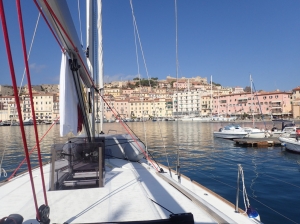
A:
0 159 254 223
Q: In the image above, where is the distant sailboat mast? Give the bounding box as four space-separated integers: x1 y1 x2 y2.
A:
210 75 212 117
250 74 254 128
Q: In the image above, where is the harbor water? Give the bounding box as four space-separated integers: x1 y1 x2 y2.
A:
0 121 300 224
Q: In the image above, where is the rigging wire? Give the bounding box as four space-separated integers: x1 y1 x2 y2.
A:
33 0 64 52
0 139 7 178
129 0 149 157
100 95 161 172
191 168 298 224
0 0 41 218
15 0 49 205
174 0 181 183
252 80 268 130
129 0 172 176
8 116 60 180
184 143 300 190
208 150 300 189
238 165 251 212
18 12 40 96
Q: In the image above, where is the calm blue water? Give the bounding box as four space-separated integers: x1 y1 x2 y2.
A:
0 121 300 224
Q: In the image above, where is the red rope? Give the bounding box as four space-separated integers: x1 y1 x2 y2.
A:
101 96 159 172
38 2 156 171
0 0 40 219
33 0 64 53
8 117 60 181
16 0 48 206
41 0 95 88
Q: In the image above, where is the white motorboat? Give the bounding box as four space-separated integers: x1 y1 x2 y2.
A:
279 137 300 153
23 118 33 126
244 127 267 138
270 120 299 137
192 117 211 121
0 1 261 223
213 124 248 139
180 115 195 121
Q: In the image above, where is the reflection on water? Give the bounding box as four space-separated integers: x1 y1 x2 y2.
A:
1 121 300 223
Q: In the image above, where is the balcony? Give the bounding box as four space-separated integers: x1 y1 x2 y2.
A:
271 109 282 114
270 101 281 108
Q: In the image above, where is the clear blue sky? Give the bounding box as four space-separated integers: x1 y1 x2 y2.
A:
0 0 299 91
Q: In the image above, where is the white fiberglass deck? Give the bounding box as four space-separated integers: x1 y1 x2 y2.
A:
0 159 256 223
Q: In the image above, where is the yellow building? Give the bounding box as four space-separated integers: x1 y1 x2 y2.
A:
21 93 56 121
292 86 300 119
104 88 120 97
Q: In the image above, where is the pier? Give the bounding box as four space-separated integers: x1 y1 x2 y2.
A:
233 137 282 147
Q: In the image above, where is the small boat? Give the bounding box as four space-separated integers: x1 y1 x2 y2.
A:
243 127 267 138
10 121 20 126
192 117 211 122
180 115 195 121
23 118 33 126
213 124 248 139
1 120 12 126
279 137 300 153
270 120 299 137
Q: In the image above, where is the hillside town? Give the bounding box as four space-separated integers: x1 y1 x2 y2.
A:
0 75 299 123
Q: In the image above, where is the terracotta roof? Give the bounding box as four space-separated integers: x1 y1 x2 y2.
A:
292 86 300 91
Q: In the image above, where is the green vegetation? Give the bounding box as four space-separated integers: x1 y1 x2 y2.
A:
126 82 135 89
211 81 221 86
135 79 158 87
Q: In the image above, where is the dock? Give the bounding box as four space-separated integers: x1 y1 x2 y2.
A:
233 137 282 147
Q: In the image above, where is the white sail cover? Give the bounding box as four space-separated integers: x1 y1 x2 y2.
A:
59 53 78 136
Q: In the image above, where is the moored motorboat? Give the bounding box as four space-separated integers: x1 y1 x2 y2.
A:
244 127 267 138
213 124 248 139
279 137 300 153
23 118 33 126
270 120 299 137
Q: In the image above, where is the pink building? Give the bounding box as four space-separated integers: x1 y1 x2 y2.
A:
213 90 292 119
173 81 192 89
103 98 130 120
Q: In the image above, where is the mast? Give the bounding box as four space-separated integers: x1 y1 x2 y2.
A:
97 0 104 134
210 75 212 117
250 74 254 128
217 89 219 118
87 0 95 137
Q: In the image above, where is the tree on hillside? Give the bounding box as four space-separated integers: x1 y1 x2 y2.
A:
126 81 135 89
211 81 221 86
133 77 140 80
170 80 176 87
135 79 157 87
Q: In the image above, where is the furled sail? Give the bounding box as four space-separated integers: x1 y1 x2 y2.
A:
59 53 78 136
